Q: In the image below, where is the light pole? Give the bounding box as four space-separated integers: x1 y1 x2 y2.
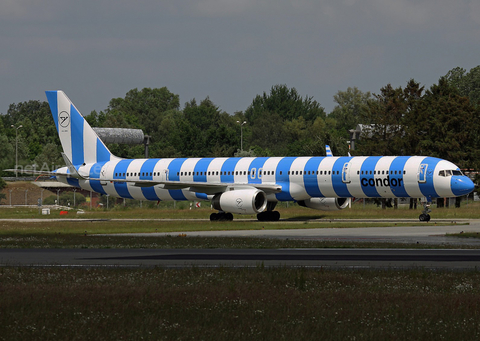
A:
236 120 246 152
11 125 23 177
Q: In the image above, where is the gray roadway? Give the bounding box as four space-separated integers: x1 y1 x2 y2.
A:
2 219 480 269
132 219 480 246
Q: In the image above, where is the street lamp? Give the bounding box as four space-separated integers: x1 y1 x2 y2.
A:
11 124 23 177
236 120 247 152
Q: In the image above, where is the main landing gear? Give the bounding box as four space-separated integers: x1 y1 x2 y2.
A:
419 201 431 222
257 202 280 222
210 212 233 221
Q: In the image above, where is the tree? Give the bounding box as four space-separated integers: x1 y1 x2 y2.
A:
401 79 426 155
244 85 326 156
357 84 406 155
329 87 371 137
245 85 325 125
106 87 180 133
417 77 480 168
444 66 480 107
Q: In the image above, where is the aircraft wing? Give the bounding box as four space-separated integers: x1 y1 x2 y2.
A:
3 169 71 177
102 178 282 195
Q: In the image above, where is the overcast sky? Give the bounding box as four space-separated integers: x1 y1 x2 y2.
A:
1 0 479 117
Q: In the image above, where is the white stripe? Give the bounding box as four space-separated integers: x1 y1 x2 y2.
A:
206 157 229 183
375 156 395 197
83 122 98 164
317 157 337 197
233 157 255 184
57 92 73 162
403 156 425 198
345 156 368 198
289 157 311 200
153 159 176 200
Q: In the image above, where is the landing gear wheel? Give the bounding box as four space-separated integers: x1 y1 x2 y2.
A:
210 212 234 221
257 211 280 222
419 213 431 222
419 200 432 222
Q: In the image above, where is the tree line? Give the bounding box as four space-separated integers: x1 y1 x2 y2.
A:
1 66 480 177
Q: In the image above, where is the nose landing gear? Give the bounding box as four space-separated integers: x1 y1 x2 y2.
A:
419 202 431 222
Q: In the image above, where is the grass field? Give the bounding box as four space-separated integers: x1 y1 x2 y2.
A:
1 267 480 340
2 201 480 339
1 198 479 220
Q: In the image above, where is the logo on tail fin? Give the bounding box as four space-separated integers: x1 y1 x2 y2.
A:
59 111 70 128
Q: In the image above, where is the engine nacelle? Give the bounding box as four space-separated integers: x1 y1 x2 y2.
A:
298 198 350 211
212 189 268 215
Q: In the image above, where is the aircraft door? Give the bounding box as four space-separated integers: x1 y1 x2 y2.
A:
160 169 169 182
342 162 351 183
100 163 110 186
418 163 428 183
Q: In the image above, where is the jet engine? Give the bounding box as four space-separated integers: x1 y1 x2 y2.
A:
297 197 350 211
212 189 268 215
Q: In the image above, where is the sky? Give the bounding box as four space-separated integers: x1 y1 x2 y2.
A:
1 0 479 117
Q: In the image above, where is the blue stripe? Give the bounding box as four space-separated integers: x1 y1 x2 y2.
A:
248 157 269 184
389 156 409 197
70 104 84 166
45 91 59 131
418 157 440 198
89 161 107 195
140 159 160 201
332 157 352 197
96 138 111 163
196 193 208 200
113 160 133 199
194 158 215 182
168 158 187 200
360 156 381 197
221 158 241 183
67 178 80 188
304 157 324 197
275 157 296 201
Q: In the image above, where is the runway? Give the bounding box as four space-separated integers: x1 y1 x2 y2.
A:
127 219 480 246
2 248 480 269
1 219 480 269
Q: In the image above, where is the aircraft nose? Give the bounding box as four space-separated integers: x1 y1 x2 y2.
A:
451 176 475 196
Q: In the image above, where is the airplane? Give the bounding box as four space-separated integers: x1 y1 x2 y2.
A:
11 91 476 222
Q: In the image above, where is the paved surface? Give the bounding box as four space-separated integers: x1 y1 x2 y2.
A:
2 218 480 269
121 219 480 247
2 248 480 269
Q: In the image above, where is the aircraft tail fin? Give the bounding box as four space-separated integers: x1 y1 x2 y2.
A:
325 145 333 157
45 91 115 166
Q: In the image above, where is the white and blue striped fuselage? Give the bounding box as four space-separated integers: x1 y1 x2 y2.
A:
56 155 472 202
43 90 475 221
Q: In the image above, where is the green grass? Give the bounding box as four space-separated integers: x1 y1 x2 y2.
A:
2 267 480 340
1 200 479 220
447 232 480 239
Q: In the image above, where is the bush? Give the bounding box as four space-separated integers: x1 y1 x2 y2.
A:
42 192 86 207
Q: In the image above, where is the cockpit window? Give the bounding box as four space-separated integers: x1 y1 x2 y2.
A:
438 169 463 177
